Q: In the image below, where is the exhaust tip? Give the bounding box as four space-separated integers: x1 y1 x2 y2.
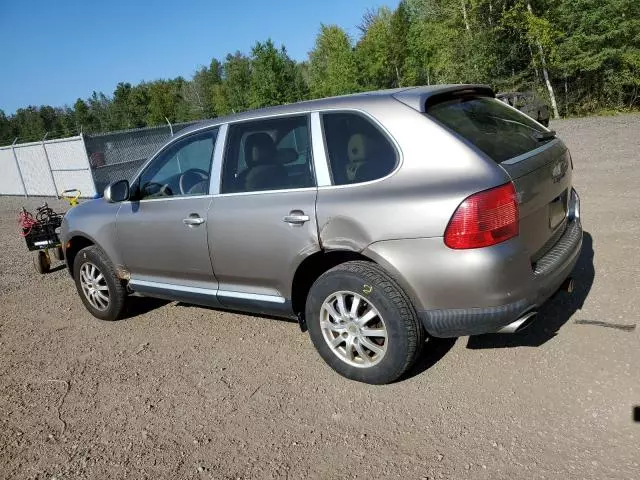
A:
514 312 537 332
497 311 538 334
564 277 575 294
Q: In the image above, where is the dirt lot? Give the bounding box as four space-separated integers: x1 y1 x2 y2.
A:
1 114 639 480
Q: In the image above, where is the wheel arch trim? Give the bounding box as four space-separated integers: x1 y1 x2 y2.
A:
63 232 104 274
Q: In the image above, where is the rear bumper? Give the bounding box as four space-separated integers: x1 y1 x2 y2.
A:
418 218 582 337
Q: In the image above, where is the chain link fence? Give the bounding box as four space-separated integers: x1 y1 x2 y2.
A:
0 121 199 198
0 136 96 198
84 122 198 193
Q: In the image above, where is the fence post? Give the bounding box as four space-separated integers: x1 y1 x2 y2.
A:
165 117 173 136
80 132 98 197
11 138 28 197
41 134 59 197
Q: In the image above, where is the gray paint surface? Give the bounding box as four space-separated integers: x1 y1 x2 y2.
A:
62 84 581 335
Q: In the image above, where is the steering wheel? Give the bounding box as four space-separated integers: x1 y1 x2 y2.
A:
142 182 173 198
179 168 209 195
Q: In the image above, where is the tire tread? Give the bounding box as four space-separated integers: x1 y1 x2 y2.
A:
308 260 424 383
74 245 127 321
329 261 423 378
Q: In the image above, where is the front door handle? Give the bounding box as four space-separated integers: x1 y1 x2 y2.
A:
183 215 205 226
283 211 310 225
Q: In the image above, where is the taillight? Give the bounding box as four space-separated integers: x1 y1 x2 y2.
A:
444 183 519 249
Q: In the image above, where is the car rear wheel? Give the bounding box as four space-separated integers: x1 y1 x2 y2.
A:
305 261 424 384
73 246 127 321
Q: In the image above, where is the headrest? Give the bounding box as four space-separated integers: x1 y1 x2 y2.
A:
276 148 298 165
347 134 368 163
244 132 276 166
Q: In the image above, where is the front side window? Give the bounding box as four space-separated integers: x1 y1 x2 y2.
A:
321 112 397 185
221 115 314 194
138 129 218 199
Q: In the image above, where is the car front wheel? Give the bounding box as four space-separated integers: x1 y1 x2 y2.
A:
73 245 127 321
305 261 424 384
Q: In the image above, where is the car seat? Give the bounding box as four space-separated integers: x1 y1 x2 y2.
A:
242 132 288 191
346 133 395 183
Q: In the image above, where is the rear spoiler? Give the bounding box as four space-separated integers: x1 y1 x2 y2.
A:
392 84 495 112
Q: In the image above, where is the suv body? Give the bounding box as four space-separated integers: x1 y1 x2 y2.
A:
62 85 582 383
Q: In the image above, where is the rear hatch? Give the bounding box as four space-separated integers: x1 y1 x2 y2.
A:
425 91 572 261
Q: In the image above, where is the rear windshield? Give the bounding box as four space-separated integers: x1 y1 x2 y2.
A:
426 96 552 163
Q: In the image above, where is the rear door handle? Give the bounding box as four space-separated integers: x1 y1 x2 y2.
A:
183 215 205 226
283 211 310 225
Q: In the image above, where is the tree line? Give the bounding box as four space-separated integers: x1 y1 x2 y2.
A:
1 0 638 145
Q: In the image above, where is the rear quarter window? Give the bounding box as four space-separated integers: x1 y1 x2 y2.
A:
322 112 397 185
426 96 551 163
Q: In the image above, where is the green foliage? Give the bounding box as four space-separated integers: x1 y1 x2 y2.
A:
355 7 395 89
389 1 410 85
552 0 640 113
212 52 251 115
146 78 189 125
308 25 360 98
248 40 301 108
112 82 149 129
184 59 222 119
2 0 638 145
403 0 477 85
0 110 16 145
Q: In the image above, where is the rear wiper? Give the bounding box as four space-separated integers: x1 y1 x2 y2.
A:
534 130 556 141
485 114 555 138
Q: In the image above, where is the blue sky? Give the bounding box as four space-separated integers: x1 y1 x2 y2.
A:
0 0 397 114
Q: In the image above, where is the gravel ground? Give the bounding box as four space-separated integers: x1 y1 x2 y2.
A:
1 114 639 480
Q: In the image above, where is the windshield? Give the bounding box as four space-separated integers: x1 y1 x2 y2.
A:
426 96 552 163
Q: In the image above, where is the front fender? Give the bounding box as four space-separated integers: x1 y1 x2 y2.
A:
62 199 123 269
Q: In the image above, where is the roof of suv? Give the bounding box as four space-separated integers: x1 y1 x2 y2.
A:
178 84 493 137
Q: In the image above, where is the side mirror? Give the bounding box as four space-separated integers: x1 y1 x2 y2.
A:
104 180 130 203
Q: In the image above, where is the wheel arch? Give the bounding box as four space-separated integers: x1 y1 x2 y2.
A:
291 250 374 318
64 234 96 276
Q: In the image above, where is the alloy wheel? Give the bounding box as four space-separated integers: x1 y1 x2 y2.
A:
319 291 388 368
79 262 110 311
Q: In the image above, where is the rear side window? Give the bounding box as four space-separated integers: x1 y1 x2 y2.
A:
427 96 551 163
322 112 397 185
221 115 315 194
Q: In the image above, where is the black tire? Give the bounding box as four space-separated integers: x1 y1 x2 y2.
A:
33 250 50 274
73 245 127 321
53 246 64 261
305 261 424 384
